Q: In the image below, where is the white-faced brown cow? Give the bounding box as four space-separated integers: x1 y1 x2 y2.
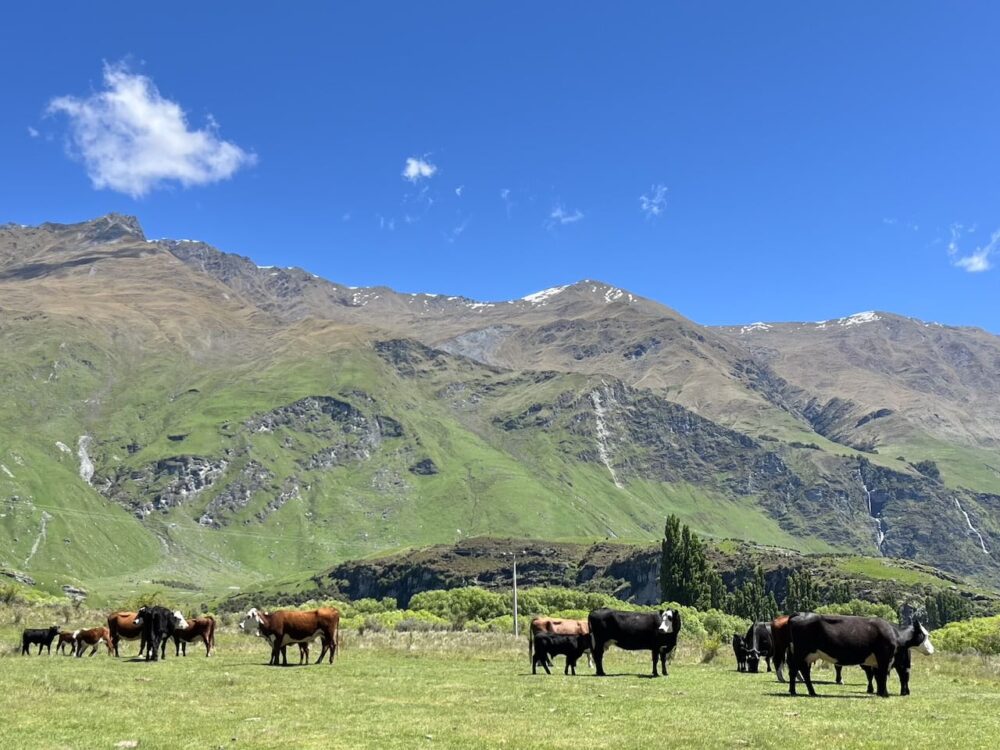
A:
173 616 216 657
107 611 146 657
74 627 113 657
529 617 591 669
239 607 340 666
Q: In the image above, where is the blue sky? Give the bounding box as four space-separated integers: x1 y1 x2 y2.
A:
2 3 999 330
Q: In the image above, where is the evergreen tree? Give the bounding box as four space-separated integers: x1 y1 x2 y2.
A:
826 581 852 605
659 514 719 608
784 569 818 613
925 590 972 629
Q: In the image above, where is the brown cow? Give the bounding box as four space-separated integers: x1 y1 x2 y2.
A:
56 631 76 655
173 616 216 657
529 617 592 669
74 627 113 657
239 607 340 666
107 611 146 657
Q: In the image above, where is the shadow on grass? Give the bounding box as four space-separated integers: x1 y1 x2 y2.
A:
766 692 874 700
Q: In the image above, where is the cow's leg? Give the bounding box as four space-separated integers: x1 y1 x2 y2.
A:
585 650 593 669
774 651 785 682
862 666 874 694
800 662 817 697
766 656 771 672
592 641 606 677
270 639 283 666
897 664 910 696
650 649 659 677
788 652 800 695
835 664 844 685
875 662 890 698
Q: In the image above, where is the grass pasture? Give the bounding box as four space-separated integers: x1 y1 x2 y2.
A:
2 628 1000 749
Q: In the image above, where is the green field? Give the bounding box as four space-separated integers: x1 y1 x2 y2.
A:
2 627 998 749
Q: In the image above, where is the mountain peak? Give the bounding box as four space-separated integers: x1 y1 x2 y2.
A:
520 279 636 306
39 213 146 243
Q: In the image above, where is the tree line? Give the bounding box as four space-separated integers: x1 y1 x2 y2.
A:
659 514 973 627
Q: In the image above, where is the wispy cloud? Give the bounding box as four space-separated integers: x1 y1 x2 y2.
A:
948 223 998 272
500 188 514 217
455 185 464 197
639 184 668 219
548 204 584 228
446 218 470 243
27 126 39 138
46 62 255 198
402 156 436 182
377 215 396 232
953 229 1000 273
883 216 919 231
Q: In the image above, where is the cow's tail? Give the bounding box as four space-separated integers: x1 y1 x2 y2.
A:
208 616 217 655
528 631 533 667
335 622 342 662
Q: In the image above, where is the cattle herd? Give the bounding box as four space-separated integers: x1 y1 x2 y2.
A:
18 603 934 697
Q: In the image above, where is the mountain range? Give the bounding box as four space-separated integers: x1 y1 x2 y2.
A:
1 214 997 602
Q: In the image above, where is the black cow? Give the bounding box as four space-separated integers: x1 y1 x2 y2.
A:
134 606 189 662
531 633 590 675
732 633 748 672
588 608 681 677
745 622 773 673
21 625 59 655
788 613 934 697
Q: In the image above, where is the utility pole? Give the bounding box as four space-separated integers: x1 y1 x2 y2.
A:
512 553 519 636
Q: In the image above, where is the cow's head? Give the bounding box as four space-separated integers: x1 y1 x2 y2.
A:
134 606 149 627
239 607 265 635
657 609 677 635
49 625 59 635
910 619 935 656
172 610 189 630
746 649 761 673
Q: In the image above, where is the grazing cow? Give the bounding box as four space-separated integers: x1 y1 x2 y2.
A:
860 620 932 696
531 633 590 675
74 627 113 657
588 608 681 677
239 607 341 666
732 633 748 672
56 631 76 655
107 611 146 657
21 625 59 655
134 606 189 662
787 614 933 697
529 617 591 669
173 616 216 657
745 622 773 673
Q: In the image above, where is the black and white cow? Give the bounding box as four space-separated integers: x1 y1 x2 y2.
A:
787 613 933 697
732 633 748 672
588 608 681 677
531 633 590 675
134 606 188 662
860 620 933 696
21 625 59 655
745 621 773 673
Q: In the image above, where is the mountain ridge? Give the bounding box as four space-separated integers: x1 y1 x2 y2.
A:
1 213 997 603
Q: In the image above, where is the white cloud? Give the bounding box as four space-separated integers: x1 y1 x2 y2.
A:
27 126 40 138
377 215 396 231
47 63 254 198
639 184 668 219
953 229 999 273
947 223 963 256
402 156 436 182
548 204 584 227
455 185 464 197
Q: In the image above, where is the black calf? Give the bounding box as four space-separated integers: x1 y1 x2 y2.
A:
531 633 590 675
732 634 748 672
21 626 59 655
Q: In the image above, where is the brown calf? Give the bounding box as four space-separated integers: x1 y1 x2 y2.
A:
74 627 113 657
239 607 340 666
56 631 76 655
